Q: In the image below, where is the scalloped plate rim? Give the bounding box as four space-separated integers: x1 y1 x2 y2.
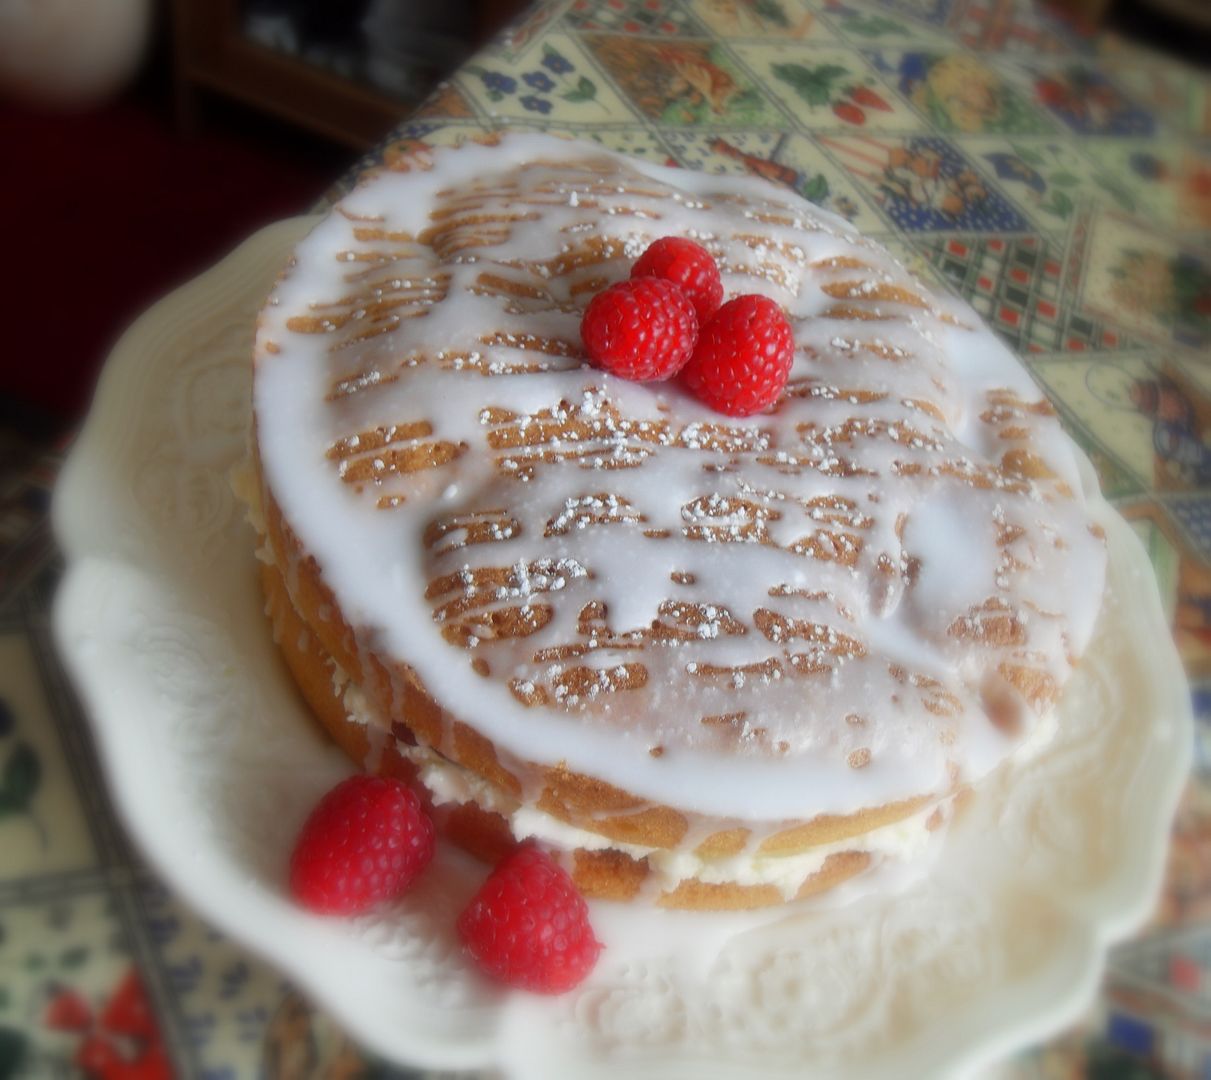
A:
50 216 1194 1079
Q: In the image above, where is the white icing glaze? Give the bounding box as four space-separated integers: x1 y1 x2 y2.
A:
253 134 1106 823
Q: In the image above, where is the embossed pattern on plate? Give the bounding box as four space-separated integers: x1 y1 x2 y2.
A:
51 218 1192 1078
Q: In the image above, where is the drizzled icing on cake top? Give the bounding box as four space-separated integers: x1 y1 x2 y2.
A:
254 135 1106 822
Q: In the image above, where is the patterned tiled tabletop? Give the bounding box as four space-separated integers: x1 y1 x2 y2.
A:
3 0 1211 1075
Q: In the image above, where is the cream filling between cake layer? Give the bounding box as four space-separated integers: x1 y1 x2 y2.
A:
336 670 967 901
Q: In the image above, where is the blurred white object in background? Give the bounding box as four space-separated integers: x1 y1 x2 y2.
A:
362 0 473 101
0 0 151 108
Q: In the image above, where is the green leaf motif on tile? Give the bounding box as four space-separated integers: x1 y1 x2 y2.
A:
1012 145 1045 166
1092 174 1137 212
0 742 40 816
562 76 597 103
1042 189 1075 219
772 63 848 108
841 14 907 37
800 173 830 204
60 945 89 970
753 0 791 28
0 1028 28 1076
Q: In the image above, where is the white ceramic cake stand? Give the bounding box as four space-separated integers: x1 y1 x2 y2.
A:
53 217 1193 1079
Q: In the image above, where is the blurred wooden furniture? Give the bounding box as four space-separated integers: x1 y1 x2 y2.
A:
171 0 412 149
172 0 528 149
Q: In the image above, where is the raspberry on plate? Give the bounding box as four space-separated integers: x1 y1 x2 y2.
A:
289 775 435 915
457 846 602 994
631 236 724 323
580 276 697 382
681 294 795 417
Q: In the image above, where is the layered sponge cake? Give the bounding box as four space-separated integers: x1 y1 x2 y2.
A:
244 134 1107 909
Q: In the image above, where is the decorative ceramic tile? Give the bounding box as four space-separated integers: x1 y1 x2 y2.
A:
1079 138 1211 236
867 48 1056 134
135 882 292 1079
818 134 1030 231
658 129 885 229
1028 62 1157 137
1124 505 1181 625
869 0 955 27
1168 495 1211 599
0 636 98 882
459 34 641 125
946 0 1079 56
819 1 934 45
1117 500 1211 679
1095 37 1211 138
565 0 710 38
1030 353 1183 496
410 82 479 123
916 233 1139 355
690 0 831 41
0 892 146 1079
494 0 569 60
581 34 785 126
737 43 921 132
1079 212 1211 350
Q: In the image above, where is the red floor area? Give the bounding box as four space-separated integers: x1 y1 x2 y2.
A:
1 92 350 430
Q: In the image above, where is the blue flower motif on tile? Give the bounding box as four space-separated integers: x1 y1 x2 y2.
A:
822 135 1029 232
523 71 556 92
984 152 1046 193
0 695 44 846
469 68 518 101
542 51 574 74
1129 152 1169 181
1167 494 1211 561
474 44 604 114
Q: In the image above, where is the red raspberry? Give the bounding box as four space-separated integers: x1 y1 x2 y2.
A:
631 236 724 323
289 775 434 915
580 277 697 382
457 846 602 994
681 294 795 417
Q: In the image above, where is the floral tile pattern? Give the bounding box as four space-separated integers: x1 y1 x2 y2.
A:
462 34 638 123
0 637 98 882
740 43 921 131
1029 62 1157 136
818 133 1031 231
872 48 1056 133
8 0 1211 1076
580 35 784 126
1080 212 1211 350
692 0 829 41
660 128 886 230
564 0 710 37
